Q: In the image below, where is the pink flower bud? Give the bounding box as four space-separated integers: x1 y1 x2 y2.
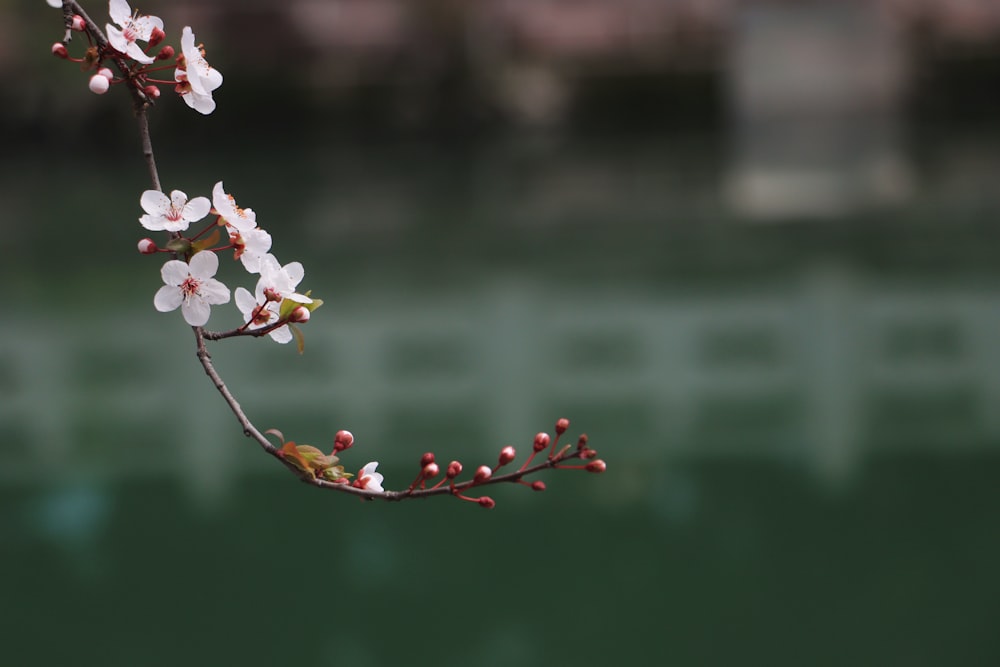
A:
446 460 463 479
142 85 161 99
581 448 597 459
289 306 310 323
422 462 440 479
533 432 550 452
576 434 589 450
51 43 68 59
97 67 113 79
531 480 546 491
71 15 85 31
149 26 166 48
88 74 110 95
585 459 607 474
555 418 569 435
333 429 354 452
497 445 516 466
137 238 158 255
474 465 492 483
478 496 496 509
420 452 435 467
157 45 175 61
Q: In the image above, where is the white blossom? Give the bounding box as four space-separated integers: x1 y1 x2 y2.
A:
154 251 230 327
106 0 162 65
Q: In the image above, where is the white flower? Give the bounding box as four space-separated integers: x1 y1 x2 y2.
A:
47 1 62 8
154 251 230 326
139 189 211 233
358 462 384 493
234 287 291 344
256 254 312 305
175 27 223 115
230 227 272 273
106 0 162 65
212 182 256 233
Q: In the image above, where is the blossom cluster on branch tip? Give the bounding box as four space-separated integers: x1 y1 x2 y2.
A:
51 0 222 115
138 182 321 339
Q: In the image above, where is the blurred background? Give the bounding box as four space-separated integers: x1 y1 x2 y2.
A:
4 0 1000 664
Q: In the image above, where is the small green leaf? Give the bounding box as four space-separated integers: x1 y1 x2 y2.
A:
290 323 305 354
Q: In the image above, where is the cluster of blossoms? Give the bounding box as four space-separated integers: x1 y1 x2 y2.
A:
50 0 222 114
139 182 320 343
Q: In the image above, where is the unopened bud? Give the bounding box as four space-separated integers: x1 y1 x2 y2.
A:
88 74 110 94
497 445 516 466
422 462 440 479
137 238 158 254
533 432 550 452
97 67 113 80
446 460 463 478
51 43 68 59
149 26 166 48
478 496 496 509
289 306 310 323
531 480 546 491
333 429 354 452
474 465 492 483
157 45 175 61
71 15 85 31
577 434 589 450
420 452 435 467
555 418 569 435
142 85 161 99
581 448 597 459
585 459 607 474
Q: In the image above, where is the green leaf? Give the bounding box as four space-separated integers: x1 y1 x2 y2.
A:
290 323 305 354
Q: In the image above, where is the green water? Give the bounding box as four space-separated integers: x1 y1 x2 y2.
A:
3 133 1000 665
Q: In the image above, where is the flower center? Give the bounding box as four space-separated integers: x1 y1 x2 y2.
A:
166 205 184 222
180 275 202 299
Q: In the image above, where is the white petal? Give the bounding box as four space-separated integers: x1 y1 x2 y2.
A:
47 0 62 8
188 250 219 279
200 278 231 306
139 213 165 231
182 298 210 326
284 261 305 286
154 285 182 312
140 189 170 215
285 292 313 304
269 326 293 344
184 196 211 222
160 259 190 286
108 0 131 26
169 190 188 208
126 41 155 65
234 287 257 317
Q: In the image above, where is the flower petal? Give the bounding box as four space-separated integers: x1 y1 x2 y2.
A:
234 287 257 317
154 285 182 312
188 250 219 279
140 189 170 216
160 259 190 286
184 196 211 222
109 0 131 26
200 278 231 306
181 298 210 326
